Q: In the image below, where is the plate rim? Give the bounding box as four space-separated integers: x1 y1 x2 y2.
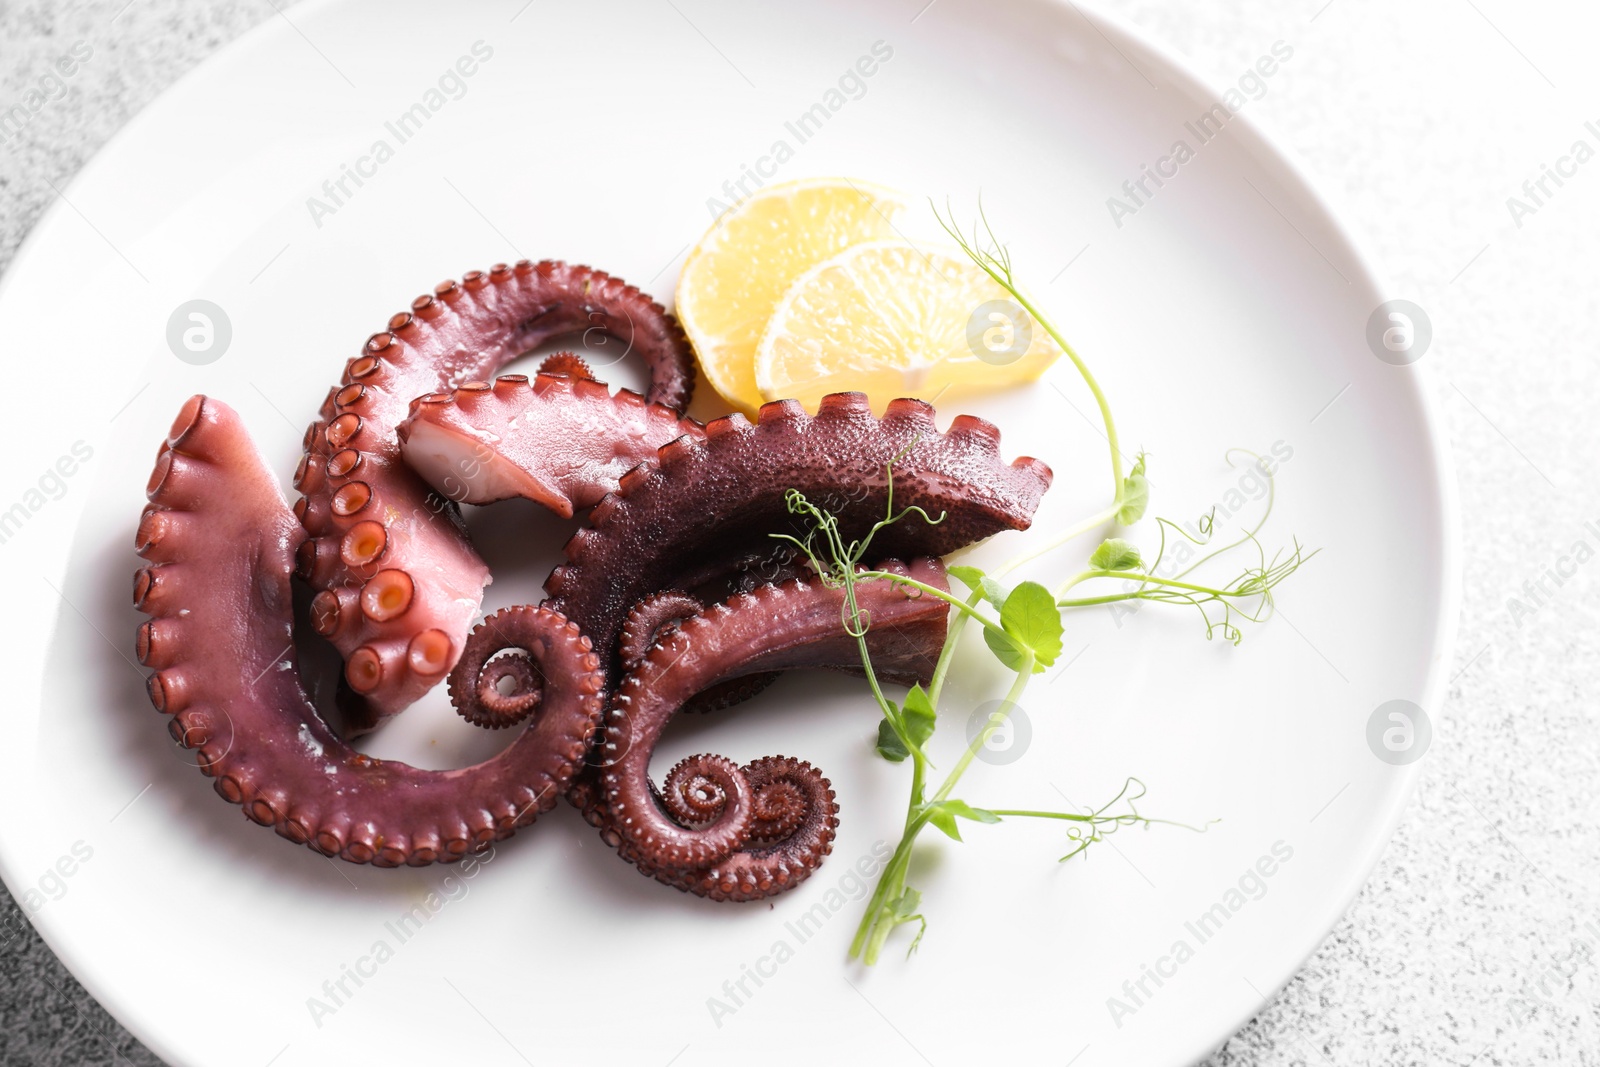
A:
0 2 1461 1064
1074 3 1462 1060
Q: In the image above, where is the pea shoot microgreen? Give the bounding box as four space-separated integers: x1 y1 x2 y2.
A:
768 204 1311 964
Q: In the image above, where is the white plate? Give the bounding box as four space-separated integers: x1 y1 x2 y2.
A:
0 1 1456 1064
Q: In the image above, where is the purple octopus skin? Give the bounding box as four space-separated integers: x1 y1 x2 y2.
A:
134 396 605 866
291 261 694 732
396 367 704 518
412 386 1050 736
545 391 1052 691
590 557 953 902
618 590 708 669
618 590 779 715
546 391 1050 822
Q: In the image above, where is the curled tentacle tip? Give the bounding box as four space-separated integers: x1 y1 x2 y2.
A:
449 606 566 730
663 753 740 826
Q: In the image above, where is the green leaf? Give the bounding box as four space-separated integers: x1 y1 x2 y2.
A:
924 799 1002 841
1089 537 1144 572
1118 454 1149 525
983 581 1063 672
875 688 933 763
940 799 1001 824
892 887 928 956
953 566 1009 609
902 684 936 749
983 626 1026 672
876 715 909 762
926 804 963 841
1002 581 1063 665
947 565 986 594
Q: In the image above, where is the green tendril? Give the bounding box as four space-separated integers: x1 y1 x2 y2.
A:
763 204 1310 965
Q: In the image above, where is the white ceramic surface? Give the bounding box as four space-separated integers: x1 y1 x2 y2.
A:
0 1 1456 1064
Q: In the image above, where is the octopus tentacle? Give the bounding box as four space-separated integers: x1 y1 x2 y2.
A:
446 607 549 730
294 261 694 729
546 392 1051 690
681 673 780 715
551 394 1048 816
136 396 605 865
745 757 815 844
619 591 707 670
396 371 702 517
640 757 838 902
624 758 836 902
591 557 951 901
619 591 780 716
647 753 753 866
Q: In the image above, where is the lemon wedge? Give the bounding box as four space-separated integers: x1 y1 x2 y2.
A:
675 178 908 413
753 240 1063 412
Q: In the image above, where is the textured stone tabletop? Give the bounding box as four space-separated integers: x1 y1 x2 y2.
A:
1 1 1595 1064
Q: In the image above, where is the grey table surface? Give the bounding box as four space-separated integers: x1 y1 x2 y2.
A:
1 1 1595 1065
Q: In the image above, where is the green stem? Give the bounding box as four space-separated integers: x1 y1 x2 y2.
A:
1054 568 1269 603
854 571 1014 715
938 203 1125 527
987 809 1106 821
857 573 1011 640
1167 449 1276 583
993 500 1121 579
926 588 985 708
1055 592 1147 608
931 657 1034 805
859 839 918 964
851 655 1034 964
1010 288 1124 495
851 793 928 962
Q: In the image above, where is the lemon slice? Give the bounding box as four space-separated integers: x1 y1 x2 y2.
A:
676 178 908 413
754 240 1063 412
